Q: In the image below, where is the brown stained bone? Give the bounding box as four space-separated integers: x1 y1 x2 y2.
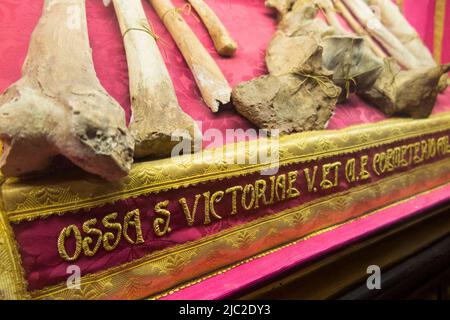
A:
278 0 332 36
148 0 231 113
108 0 201 158
187 0 238 57
265 0 297 17
359 60 450 118
317 0 347 34
322 35 383 102
266 31 320 75
266 2 335 75
232 47 340 135
0 0 134 181
367 0 447 93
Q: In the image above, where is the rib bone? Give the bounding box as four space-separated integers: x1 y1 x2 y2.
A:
107 0 201 158
0 0 134 181
187 0 238 57
148 0 232 112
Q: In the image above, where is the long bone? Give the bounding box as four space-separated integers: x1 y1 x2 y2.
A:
0 0 134 181
341 0 420 69
186 0 238 57
148 0 232 112
105 0 201 158
368 0 435 67
316 0 348 34
333 0 386 58
367 0 447 92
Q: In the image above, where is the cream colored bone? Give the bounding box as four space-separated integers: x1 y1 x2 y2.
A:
367 0 447 92
368 0 435 67
333 0 387 58
341 0 420 69
317 0 347 34
107 0 201 158
148 0 232 112
0 0 134 181
187 0 238 57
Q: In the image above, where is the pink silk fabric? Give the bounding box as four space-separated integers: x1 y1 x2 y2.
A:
0 0 449 149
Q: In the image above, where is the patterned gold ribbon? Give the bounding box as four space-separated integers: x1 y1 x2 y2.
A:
434 0 447 63
396 0 404 13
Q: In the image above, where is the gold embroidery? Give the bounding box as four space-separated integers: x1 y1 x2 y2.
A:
275 174 286 201
345 158 357 183
58 225 82 262
320 162 341 189
304 166 319 192
102 213 122 252
433 0 446 63
123 209 145 245
225 186 243 215
153 201 171 237
82 219 103 257
268 176 276 204
287 171 301 199
241 184 255 211
360 155 371 180
254 180 268 209
209 191 224 223
179 195 201 226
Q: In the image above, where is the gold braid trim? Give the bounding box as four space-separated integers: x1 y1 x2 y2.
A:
434 0 447 63
0 179 29 299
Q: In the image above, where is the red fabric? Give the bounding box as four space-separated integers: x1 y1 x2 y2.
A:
0 0 449 147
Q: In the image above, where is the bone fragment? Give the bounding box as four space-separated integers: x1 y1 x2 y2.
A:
266 2 334 75
233 47 340 135
322 35 384 102
147 0 231 112
0 0 134 181
367 0 447 92
278 0 333 36
359 60 450 118
108 0 201 158
186 0 238 57
265 0 297 17
316 0 348 34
